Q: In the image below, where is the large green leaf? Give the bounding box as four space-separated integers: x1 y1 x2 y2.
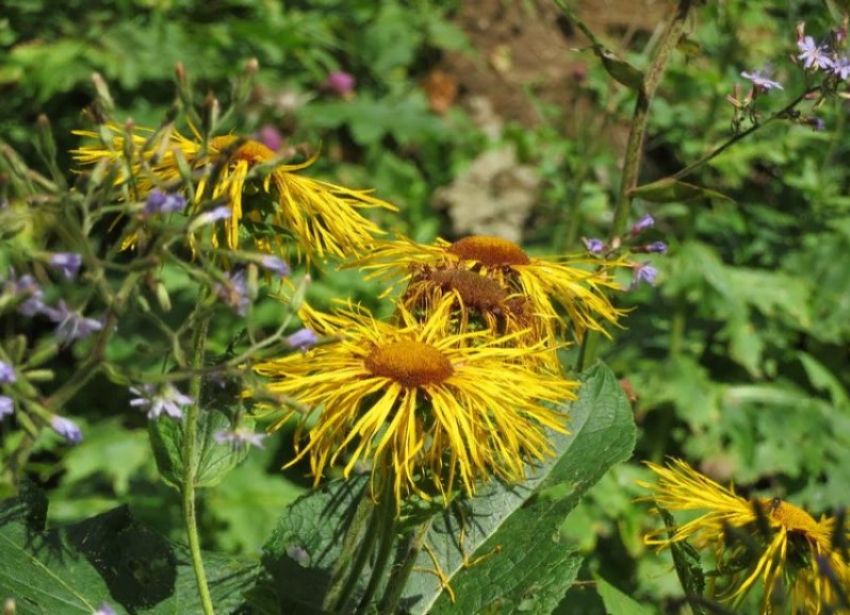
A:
259 362 635 614
0 486 258 614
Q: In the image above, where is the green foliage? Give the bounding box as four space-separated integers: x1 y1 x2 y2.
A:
0 487 258 614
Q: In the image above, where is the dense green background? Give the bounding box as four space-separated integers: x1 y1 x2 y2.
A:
2 0 849 612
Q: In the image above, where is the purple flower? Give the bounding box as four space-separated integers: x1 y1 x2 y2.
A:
3 271 46 316
806 117 826 131
323 71 356 96
45 300 104 346
797 36 834 70
51 415 83 444
0 361 16 385
257 125 283 152
630 263 659 289
191 206 232 229
214 428 266 449
286 545 311 565
260 255 290 278
741 69 784 92
130 383 193 420
832 56 850 80
646 241 668 254
630 214 655 236
286 328 318 351
94 602 117 615
582 238 605 254
0 396 13 419
48 252 82 281
144 189 187 215
216 270 250 316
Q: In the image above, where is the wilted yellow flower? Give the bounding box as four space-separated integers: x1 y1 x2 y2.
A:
71 124 396 264
353 234 625 344
640 458 850 614
253 296 577 506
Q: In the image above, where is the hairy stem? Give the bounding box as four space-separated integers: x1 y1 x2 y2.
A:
377 517 434 615
355 487 398 615
183 317 215 615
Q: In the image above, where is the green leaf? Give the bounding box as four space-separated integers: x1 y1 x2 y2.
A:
259 363 635 614
149 408 250 489
658 508 706 615
0 487 258 614
594 575 655 615
630 178 732 203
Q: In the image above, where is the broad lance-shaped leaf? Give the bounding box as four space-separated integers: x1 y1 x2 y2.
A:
259 362 635 614
0 486 258 614
594 575 655 615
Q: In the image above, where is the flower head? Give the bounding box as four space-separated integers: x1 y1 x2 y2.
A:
354 235 625 345
640 459 850 614
144 189 187 215
216 270 251 316
45 300 103 346
214 428 266 449
0 396 13 419
253 297 577 505
832 56 850 80
323 71 356 96
582 237 605 254
130 383 193 420
48 252 82 281
72 125 396 266
741 69 784 92
0 361 16 385
797 36 834 71
51 415 83 444
285 327 318 351
2 271 46 316
630 262 658 289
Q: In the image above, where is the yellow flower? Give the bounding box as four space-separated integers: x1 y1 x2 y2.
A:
353 234 625 344
640 458 850 614
71 124 396 264
253 296 577 506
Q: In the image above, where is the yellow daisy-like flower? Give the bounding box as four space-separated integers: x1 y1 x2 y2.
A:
253 296 577 505
353 234 625 343
640 458 850 614
400 264 562 371
71 124 396 263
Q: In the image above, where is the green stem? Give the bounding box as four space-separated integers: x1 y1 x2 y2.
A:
667 87 817 183
324 488 380 613
355 487 398 615
377 517 434 615
182 317 215 615
611 0 694 239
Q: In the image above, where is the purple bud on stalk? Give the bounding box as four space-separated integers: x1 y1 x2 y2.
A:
582 238 605 254
286 328 318 351
630 214 655 236
646 241 668 254
0 361 16 385
260 255 290 278
49 252 83 281
145 189 187 215
51 415 83 444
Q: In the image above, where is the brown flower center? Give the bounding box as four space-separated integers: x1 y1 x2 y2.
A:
447 235 530 267
764 498 821 534
424 268 508 312
210 136 275 164
365 340 454 387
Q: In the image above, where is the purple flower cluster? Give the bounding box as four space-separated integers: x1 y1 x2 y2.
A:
48 253 83 281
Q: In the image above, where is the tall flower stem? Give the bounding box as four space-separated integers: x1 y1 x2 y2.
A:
377 517 434 615
611 0 694 239
324 488 380 613
355 485 398 615
183 316 215 615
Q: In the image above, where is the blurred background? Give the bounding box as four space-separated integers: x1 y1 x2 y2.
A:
2 0 849 611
